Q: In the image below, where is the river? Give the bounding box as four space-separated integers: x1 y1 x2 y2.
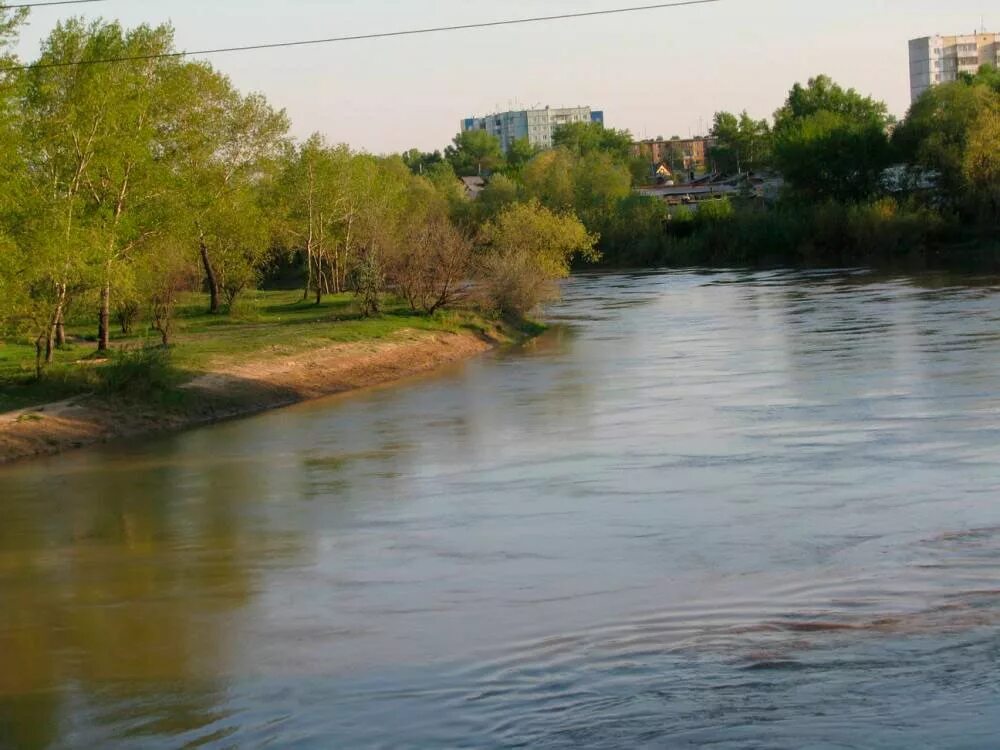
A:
2 270 1000 749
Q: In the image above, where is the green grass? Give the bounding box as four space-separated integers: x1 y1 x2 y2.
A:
0 289 505 412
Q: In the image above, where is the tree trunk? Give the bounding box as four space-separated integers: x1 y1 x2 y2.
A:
200 239 221 314
47 286 67 363
314 253 323 306
54 283 68 349
55 314 66 347
303 244 312 301
97 280 111 354
35 336 45 380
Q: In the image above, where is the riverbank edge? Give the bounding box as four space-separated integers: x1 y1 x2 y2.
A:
0 322 533 466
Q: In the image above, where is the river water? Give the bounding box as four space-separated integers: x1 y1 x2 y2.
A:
2 270 1000 749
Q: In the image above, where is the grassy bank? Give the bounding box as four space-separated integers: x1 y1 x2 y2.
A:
0 289 527 414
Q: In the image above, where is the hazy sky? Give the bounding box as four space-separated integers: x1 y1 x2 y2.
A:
12 0 996 152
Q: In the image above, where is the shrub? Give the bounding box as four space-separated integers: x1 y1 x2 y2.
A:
349 251 385 317
95 346 181 400
476 201 598 316
387 215 473 314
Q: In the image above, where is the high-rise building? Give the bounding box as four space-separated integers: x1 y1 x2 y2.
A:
460 106 605 152
909 32 1000 102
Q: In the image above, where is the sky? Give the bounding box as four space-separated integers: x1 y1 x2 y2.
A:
11 0 996 153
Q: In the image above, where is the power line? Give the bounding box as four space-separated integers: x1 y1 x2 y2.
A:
3 0 104 8
1 0 723 71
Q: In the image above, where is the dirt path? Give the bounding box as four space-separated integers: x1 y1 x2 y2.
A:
0 329 491 466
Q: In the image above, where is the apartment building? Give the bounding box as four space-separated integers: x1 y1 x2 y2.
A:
460 106 605 152
909 32 1000 102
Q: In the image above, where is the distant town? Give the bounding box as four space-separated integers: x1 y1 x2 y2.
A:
455 29 999 209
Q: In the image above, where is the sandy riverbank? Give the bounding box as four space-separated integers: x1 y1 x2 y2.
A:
0 329 492 465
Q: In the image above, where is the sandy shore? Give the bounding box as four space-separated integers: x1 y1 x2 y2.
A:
0 329 491 465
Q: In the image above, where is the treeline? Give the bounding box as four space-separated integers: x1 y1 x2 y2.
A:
406 122 665 262
0 12 596 377
682 70 1000 264
407 69 1000 268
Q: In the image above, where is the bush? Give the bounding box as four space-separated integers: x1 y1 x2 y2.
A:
386 215 473 314
349 251 385 317
696 196 735 223
476 201 598 316
95 346 181 400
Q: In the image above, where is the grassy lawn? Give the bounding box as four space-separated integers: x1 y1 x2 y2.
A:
0 289 497 412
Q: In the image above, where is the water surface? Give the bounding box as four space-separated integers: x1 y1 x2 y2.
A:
3 270 1000 748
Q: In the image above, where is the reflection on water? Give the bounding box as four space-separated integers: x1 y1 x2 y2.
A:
3 270 1000 748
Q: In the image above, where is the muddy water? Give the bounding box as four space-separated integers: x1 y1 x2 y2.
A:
3 270 1000 749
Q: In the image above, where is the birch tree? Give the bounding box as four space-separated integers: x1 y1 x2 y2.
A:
171 66 288 313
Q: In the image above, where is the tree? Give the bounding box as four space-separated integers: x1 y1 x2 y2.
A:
552 121 649 185
571 152 633 227
504 137 537 175
894 70 1000 215
445 130 505 176
552 121 633 161
710 110 772 174
775 75 892 127
477 201 598 316
388 213 473 314
520 148 631 232
401 148 444 175
470 173 520 225
349 156 412 315
138 237 196 347
520 149 576 211
17 20 179 357
170 64 288 314
598 195 669 263
0 5 26 204
772 76 893 202
963 103 1000 223
273 135 351 304
201 185 272 308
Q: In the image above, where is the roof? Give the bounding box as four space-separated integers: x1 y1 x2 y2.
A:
460 176 486 198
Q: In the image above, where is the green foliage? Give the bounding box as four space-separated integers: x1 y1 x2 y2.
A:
95 346 181 400
710 111 772 174
349 252 385 317
445 130 505 176
504 137 538 176
696 197 735 222
774 75 892 127
520 148 632 227
772 76 893 202
596 195 669 265
552 122 633 162
401 148 444 175
478 201 598 315
660 199 946 267
1 12 997 409
963 103 1000 223
894 68 1000 220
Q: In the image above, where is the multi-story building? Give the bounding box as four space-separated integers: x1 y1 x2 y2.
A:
632 136 718 175
460 106 605 152
909 32 1000 102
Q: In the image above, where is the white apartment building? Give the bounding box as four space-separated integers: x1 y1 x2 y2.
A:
461 106 605 152
909 32 1000 102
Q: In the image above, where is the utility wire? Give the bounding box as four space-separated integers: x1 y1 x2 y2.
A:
3 0 104 8
1 0 723 71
